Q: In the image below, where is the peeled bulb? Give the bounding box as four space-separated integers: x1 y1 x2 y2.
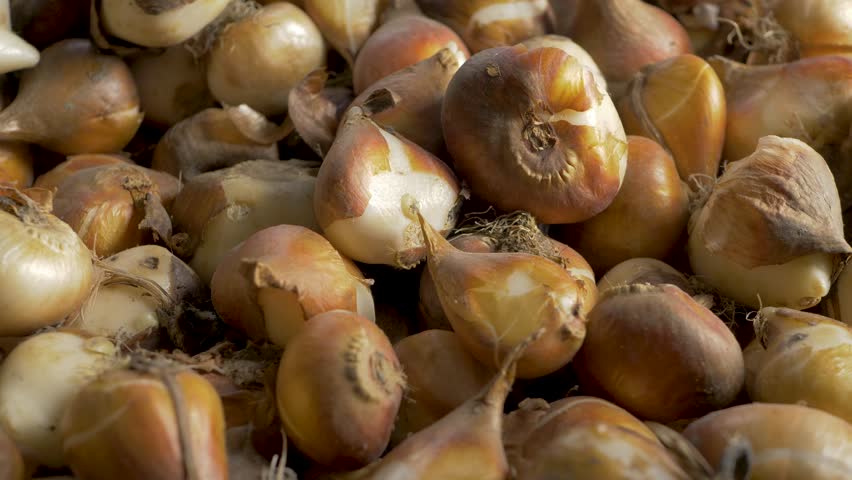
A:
745 307 852 423
0 25 39 75
0 331 118 467
687 136 851 309
0 39 142 155
551 136 690 274
129 46 216 128
276 310 404 469
305 0 380 65
151 106 282 181
0 142 33 187
348 43 464 153
313 108 461 268
207 2 326 116
618 54 726 184
211 225 375 347
0 187 95 336
415 0 554 53
418 210 588 379
559 0 692 96
352 13 469 93
98 0 231 47
573 283 744 422
171 159 321 284
443 45 627 223
710 55 852 210
504 397 689 479
61 359 228 480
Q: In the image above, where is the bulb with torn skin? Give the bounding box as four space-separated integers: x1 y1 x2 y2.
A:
415 0 554 53
0 0 39 74
211 224 375 348
687 136 852 310
442 45 627 224
313 107 462 268
416 209 587 379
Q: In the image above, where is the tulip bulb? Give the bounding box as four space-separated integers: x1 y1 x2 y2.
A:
521 34 607 92
417 210 588 379
352 13 469 93
0 39 143 155
442 45 627 224
618 54 726 184
745 308 852 423
0 426 25 480
313 108 462 268
98 0 230 47
211 224 375 347
0 142 33 188
757 0 852 60
171 159 321 284
573 283 744 422
0 331 119 467
687 136 851 310
61 358 228 480
0 25 39 74
415 0 554 53
305 0 380 65
276 310 405 468
597 257 690 294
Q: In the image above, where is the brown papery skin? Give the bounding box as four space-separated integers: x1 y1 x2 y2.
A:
61 368 228 480
504 397 689 480
348 45 463 153
391 330 493 445
276 310 404 469
596 257 690 294
353 14 470 93
287 69 354 157
683 403 852 473
34 154 131 192
0 142 33 188
51 164 180 257
442 45 627 224
711 55 852 165
415 0 554 53
760 0 852 58
552 136 690 274
210 224 369 345
0 427 25 480
0 39 142 155
573 284 744 422
560 0 692 96
618 54 726 183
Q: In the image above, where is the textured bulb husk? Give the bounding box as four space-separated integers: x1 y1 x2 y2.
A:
390 329 493 446
211 224 375 347
171 159 321 284
419 212 588 379
207 2 326 116
0 38 142 155
352 13 470 94
758 0 852 59
504 397 690 479
0 142 33 188
276 310 405 469
618 54 726 184
313 108 461 268
572 283 744 422
442 45 627 224
0 188 95 336
710 55 852 210
60 360 228 480
305 0 379 65
287 69 354 157
551 136 690 274
34 153 132 191
597 257 690 294
415 0 554 53
683 403 852 474
98 0 231 47
151 106 282 181
745 307 852 423
0 331 119 467
558 0 692 96
51 163 181 258
348 43 464 154
687 136 851 309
